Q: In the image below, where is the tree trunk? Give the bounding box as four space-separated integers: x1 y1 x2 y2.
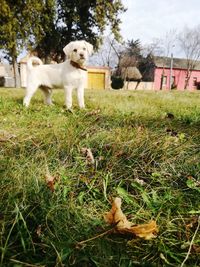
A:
160 75 163 90
11 46 21 88
184 70 191 90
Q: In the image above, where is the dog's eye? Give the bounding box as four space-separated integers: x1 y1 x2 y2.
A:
73 49 77 52
83 47 86 51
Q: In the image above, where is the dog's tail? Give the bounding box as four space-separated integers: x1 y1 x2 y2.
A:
27 56 43 70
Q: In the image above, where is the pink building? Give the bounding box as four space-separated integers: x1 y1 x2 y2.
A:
153 57 200 91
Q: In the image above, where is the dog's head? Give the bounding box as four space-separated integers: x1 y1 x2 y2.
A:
63 40 93 65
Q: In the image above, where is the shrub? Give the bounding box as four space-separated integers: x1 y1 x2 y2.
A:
0 76 5 87
111 76 124 89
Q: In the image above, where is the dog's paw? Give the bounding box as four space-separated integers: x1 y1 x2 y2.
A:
79 104 85 109
23 103 29 108
65 108 74 114
45 102 54 106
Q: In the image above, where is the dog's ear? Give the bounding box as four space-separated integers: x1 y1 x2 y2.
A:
63 42 74 57
84 41 93 56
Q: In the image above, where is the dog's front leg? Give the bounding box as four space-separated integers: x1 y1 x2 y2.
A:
77 86 85 109
64 85 73 109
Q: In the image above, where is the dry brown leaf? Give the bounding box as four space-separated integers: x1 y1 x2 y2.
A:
45 174 56 192
36 225 42 237
192 244 200 253
134 178 146 186
104 197 158 240
104 197 132 229
81 147 95 164
128 220 158 240
86 109 101 116
0 130 16 143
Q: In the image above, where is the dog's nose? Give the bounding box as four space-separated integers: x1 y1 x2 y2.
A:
80 53 84 58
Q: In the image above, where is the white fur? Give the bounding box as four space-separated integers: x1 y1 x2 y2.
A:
23 40 93 109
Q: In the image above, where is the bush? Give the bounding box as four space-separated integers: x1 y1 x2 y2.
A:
0 76 5 87
111 76 124 89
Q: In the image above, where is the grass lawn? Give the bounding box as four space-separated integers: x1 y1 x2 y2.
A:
0 88 200 267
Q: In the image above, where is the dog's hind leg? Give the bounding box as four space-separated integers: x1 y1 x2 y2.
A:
23 84 38 107
40 86 53 105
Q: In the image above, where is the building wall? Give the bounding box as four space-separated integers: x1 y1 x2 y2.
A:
124 81 154 90
0 64 15 87
154 67 200 90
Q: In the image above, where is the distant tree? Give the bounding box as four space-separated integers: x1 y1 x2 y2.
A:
28 1 56 63
141 39 163 82
142 38 164 58
0 0 55 87
112 39 142 89
89 35 124 68
154 29 177 89
178 25 200 89
107 38 156 88
119 39 142 69
138 53 155 82
165 30 177 89
160 29 177 58
116 39 159 87
126 39 142 58
34 0 126 62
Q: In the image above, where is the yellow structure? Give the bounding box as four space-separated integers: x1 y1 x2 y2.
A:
87 66 110 90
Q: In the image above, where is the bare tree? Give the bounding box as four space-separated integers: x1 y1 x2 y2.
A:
161 29 177 58
118 39 143 89
163 30 177 89
178 25 200 89
142 38 164 58
152 30 177 89
89 35 124 69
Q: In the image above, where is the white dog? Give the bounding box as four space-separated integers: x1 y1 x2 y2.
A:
23 40 93 109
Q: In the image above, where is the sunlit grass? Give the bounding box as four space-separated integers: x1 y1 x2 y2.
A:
0 88 200 266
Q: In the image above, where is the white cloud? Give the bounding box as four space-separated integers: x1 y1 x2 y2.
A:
120 0 200 45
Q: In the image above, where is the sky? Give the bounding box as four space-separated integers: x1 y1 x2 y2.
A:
120 0 200 55
1 0 200 62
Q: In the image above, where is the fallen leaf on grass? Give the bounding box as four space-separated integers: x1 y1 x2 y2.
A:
86 109 101 116
192 244 200 253
104 197 158 240
0 130 16 142
104 197 132 228
36 225 42 237
45 174 56 192
123 220 158 240
134 178 146 186
81 147 95 164
186 216 199 229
